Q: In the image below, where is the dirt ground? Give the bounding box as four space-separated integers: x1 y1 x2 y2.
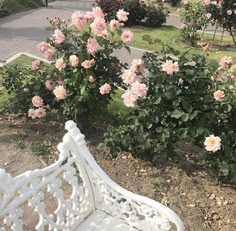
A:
0 115 236 231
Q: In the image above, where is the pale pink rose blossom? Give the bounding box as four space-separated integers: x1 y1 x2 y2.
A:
216 0 223 8
45 80 55 90
219 56 233 68
205 13 212 19
81 59 96 69
44 48 55 61
23 88 29 92
121 91 138 107
227 10 232 15
162 60 180 75
101 29 109 39
53 85 67 100
88 75 95 82
34 107 46 118
71 11 87 30
213 90 225 101
116 9 129 22
121 30 134 43
180 23 186 29
69 55 79 67
92 7 104 18
32 96 43 108
131 81 148 98
28 109 36 119
204 135 221 152
109 19 123 32
56 58 66 71
99 83 111 95
86 38 99 55
130 59 144 73
37 42 49 52
202 43 209 52
52 29 65 45
32 60 41 70
90 17 106 35
52 18 60 25
215 68 222 80
122 69 136 85
85 11 94 23
204 0 211 5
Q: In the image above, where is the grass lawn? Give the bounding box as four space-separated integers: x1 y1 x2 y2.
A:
131 25 236 61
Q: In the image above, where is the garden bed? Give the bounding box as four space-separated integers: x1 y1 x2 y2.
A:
0 114 235 231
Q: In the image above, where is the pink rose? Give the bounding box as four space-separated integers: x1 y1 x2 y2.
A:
213 90 225 101
202 43 209 52
53 85 67 100
121 91 138 107
99 83 111 95
56 58 66 71
205 13 211 19
88 75 95 82
23 88 29 92
216 0 223 8
90 17 106 36
204 135 221 152
122 69 136 85
92 7 104 18
32 96 43 108
121 30 134 43
52 29 65 45
227 10 232 15
131 81 148 98
45 80 55 90
34 107 46 118
37 42 49 52
71 11 87 30
116 9 129 22
81 59 96 69
28 109 36 119
204 0 211 5
69 55 79 67
44 48 55 61
180 23 186 29
219 56 233 68
109 19 123 32
85 11 94 23
162 60 179 75
86 38 99 55
52 18 60 25
130 59 144 73
32 60 41 70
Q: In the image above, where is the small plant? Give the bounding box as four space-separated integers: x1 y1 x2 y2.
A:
145 5 168 27
180 0 208 45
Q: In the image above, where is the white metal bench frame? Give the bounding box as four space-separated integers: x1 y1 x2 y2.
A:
0 121 184 231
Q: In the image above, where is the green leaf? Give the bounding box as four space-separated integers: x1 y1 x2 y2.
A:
172 110 185 119
219 162 230 177
142 34 153 44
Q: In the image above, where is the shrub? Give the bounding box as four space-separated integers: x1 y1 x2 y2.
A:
204 0 236 44
94 0 124 22
0 7 132 127
169 0 181 6
104 46 216 159
145 6 167 27
180 0 208 45
123 0 146 26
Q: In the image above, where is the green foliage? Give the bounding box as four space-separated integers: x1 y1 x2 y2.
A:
180 0 208 45
124 0 147 26
145 5 168 27
104 46 216 159
0 63 57 114
204 0 236 44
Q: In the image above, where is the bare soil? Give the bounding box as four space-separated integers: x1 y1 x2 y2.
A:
0 115 236 231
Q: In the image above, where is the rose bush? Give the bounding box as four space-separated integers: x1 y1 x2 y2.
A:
103 45 236 183
1 7 134 126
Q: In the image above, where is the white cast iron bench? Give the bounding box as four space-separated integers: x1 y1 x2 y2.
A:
0 121 184 231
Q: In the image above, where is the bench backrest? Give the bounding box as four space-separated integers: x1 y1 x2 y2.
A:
0 122 95 231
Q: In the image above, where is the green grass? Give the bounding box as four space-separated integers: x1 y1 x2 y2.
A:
8 54 34 66
0 0 44 17
131 25 236 61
